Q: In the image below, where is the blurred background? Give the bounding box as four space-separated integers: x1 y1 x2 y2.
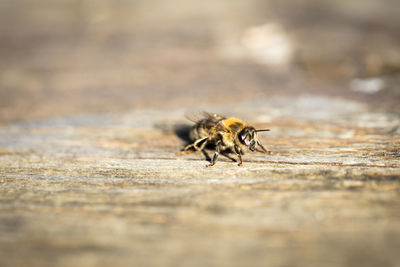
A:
0 0 399 124
1 2 400 267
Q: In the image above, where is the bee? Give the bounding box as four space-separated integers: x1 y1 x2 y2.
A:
183 112 270 166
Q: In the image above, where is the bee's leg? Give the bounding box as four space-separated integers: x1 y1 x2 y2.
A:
208 141 221 167
193 137 208 150
234 145 243 166
197 138 208 151
184 137 208 151
198 139 212 161
221 151 237 162
257 140 271 154
183 143 194 151
201 150 212 162
183 145 193 152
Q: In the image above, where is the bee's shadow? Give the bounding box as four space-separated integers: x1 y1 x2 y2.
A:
154 122 192 144
172 124 193 144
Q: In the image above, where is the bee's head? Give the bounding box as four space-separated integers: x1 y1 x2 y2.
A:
238 126 270 152
238 127 257 151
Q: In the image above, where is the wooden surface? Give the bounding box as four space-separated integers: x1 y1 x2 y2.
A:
0 0 400 266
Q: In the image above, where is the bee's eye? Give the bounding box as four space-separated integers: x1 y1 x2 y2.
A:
239 132 250 144
239 132 245 141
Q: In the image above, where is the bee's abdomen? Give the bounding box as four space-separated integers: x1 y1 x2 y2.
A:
189 122 205 141
189 119 216 142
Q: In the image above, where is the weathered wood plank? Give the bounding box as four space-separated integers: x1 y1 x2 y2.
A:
1 0 400 266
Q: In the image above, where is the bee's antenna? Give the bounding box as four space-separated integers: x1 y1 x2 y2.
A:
256 129 270 132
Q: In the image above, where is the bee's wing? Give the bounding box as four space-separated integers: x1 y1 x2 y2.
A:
184 113 202 123
214 121 230 132
200 111 227 122
200 112 230 133
184 111 226 123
